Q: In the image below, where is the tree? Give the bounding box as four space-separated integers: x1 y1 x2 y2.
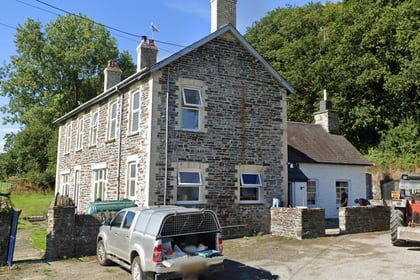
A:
245 1 419 152
1 14 135 126
245 2 340 124
0 14 136 187
367 117 419 171
327 0 419 150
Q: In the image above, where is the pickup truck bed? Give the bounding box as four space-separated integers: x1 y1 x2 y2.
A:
97 206 225 280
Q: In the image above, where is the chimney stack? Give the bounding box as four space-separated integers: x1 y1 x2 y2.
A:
314 89 340 134
104 60 122 91
210 0 237 33
136 36 158 72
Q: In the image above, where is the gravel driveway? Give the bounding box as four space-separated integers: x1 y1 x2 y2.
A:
1 230 420 280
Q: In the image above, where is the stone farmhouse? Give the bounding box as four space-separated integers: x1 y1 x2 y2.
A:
54 0 294 236
287 94 371 218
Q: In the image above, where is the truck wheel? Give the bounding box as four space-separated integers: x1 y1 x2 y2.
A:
96 240 111 266
390 208 406 246
132 256 150 280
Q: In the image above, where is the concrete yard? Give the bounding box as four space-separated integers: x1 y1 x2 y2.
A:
1 230 420 280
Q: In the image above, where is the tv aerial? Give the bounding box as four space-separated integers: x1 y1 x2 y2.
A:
150 22 159 39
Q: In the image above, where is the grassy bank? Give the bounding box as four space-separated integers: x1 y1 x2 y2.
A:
10 192 53 220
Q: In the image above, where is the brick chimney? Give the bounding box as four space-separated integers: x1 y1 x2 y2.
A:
314 89 340 134
210 0 237 32
104 60 122 91
136 36 158 72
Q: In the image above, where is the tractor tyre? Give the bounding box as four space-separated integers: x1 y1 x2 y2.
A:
390 207 406 246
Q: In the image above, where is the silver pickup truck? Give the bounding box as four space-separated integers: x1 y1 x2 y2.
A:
96 206 225 280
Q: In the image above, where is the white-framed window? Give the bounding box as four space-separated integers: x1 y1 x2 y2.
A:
307 180 318 206
240 173 261 202
177 171 201 203
65 123 72 154
90 111 99 146
61 172 70 196
130 91 141 134
76 117 83 151
108 101 118 140
92 168 107 201
127 161 137 199
181 88 202 131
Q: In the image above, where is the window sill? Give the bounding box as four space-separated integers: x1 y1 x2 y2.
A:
179 128 203 133
105 138 116 144
239 201 263 205
176 201 201 205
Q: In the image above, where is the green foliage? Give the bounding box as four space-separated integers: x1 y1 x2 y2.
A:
0 14 135 187
1 123 57 188
367 118 420 171
245 1 419 156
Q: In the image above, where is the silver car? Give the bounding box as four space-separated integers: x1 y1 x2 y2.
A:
96 206 225 280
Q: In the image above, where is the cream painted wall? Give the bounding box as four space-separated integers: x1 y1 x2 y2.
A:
298 163 367 218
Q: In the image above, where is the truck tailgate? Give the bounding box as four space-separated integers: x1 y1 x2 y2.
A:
162 255 226 270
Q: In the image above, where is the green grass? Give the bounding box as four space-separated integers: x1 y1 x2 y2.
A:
11 192 53 218
9 192 53 252
30 225 47 252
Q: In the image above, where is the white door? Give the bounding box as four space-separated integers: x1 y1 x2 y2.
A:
293 182 307 207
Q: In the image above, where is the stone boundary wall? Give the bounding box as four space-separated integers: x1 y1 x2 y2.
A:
46 206 102 261
0 213 12 266
339 206 390 234
271 207 325 240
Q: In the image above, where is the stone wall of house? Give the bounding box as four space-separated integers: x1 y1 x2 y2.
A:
339 206 390 234
271 207 325 240
151 36 287 235
55 33 288 236
46 205 101 261
0 212 12 266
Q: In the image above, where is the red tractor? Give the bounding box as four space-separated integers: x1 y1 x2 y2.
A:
390 174 420 246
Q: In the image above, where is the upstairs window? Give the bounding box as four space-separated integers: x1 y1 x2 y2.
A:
177 171 201 203
240 173 261 202
90 111 99 146
181 88 202 131
76 118 83 150
130 91 141 133
65 123 72 154
108 101 118 140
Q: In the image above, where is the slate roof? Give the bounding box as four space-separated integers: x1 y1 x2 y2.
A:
288 165 309 182
288 121 370 166
54 24 294 124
